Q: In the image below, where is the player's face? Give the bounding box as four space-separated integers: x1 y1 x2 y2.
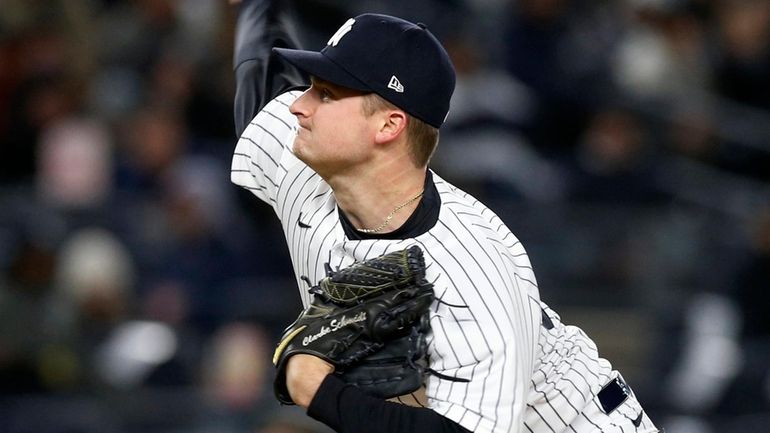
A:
290 78 378 177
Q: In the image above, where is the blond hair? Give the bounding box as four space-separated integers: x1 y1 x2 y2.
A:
361 93 439 167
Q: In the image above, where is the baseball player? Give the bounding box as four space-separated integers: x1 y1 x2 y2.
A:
229 1 660 432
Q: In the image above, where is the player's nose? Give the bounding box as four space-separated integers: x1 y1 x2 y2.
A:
290 90 312 119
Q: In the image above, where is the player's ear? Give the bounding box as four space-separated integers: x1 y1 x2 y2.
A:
374 110 408 144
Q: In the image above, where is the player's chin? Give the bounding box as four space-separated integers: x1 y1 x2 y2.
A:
292 140 312 164
292 135 306 153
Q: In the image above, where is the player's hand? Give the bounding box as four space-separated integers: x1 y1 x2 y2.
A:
286 354 335 408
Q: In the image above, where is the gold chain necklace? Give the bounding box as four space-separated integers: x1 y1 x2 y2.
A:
357 190 425 234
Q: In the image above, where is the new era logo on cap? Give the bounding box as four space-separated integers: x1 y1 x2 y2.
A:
388 76 404 93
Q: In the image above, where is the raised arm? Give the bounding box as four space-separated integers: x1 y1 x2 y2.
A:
232 0 307 137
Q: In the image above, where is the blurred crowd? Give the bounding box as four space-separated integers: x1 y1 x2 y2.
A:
0 0 769 432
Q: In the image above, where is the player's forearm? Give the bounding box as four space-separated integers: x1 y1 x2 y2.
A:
232 0 305 136
234 0 273 67
286 354 335 408
307 375 472 433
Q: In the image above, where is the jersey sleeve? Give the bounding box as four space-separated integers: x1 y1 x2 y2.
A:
230 90 303 208
233 0 307 137
308 375 472 433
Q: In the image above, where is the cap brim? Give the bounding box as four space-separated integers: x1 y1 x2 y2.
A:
272 48 371 92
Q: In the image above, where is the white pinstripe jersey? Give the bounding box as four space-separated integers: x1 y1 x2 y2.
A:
231 91 657 433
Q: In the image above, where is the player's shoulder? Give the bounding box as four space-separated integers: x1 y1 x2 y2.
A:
241 90 304 141
433 172 519 239
433 172 494 217
259 89 304 121
274 88 305 105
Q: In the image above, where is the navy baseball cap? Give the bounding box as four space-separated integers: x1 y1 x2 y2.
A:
273 14 456 128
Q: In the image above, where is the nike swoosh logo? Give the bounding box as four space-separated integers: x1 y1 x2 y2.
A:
297 213 311 228
632 411 643 427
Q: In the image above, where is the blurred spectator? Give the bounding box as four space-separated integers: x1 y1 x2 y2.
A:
611 0 711 103
94 320 182 389
56 227 135 329
664 101 720 166
115 105 187 196
144 155 246 331
502 0 619 154
0 226 61 393
433 23 567 202
707 0 770 181
714 210 770 416
55 227 136 390
0 224 136 395
37 117 113 210
713 0 770 111
94 0 179 73
1 64 84 183
733 210 770 339
568 107 668 203
198 322 273 433
663 292 742 419
0 0 94 184
661 100 770 184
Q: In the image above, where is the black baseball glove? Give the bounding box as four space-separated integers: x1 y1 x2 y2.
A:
272 245 435 405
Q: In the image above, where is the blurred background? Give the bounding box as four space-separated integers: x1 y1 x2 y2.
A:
1 0 769 432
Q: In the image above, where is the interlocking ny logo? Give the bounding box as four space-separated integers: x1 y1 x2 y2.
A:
327 18 355 46
388 75 404 93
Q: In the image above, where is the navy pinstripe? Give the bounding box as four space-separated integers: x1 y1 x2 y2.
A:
231 91 659 433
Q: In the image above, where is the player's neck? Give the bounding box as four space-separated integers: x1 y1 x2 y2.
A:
331 164 427 234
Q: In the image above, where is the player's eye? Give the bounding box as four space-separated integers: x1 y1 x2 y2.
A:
319 88 332 102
